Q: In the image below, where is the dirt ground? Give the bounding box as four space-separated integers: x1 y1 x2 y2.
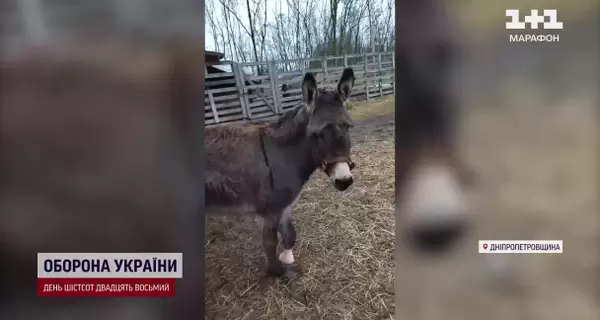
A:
205 98 396 320
205 95 598 320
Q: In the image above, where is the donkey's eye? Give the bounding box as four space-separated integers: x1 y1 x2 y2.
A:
339 123 351 131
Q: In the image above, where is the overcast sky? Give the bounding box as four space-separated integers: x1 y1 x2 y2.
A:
205 0 289 51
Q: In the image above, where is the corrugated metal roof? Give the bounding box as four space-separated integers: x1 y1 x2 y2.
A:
205 50 224 59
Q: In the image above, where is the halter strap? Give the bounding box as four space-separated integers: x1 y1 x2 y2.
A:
257 126 274 188
320 156 356 172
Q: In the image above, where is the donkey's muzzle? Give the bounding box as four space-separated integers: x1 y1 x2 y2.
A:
334 176 353 191
407 220 467 254
328 162 354 191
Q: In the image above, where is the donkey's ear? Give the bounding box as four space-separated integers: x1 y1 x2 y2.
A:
302 72 318 109
337 68 355 101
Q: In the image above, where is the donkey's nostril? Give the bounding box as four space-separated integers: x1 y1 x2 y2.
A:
407 220 467 254
334 177 353 191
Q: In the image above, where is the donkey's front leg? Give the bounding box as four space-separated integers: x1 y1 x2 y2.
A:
278 216 296 264
262 215 286 276
262 215 297 280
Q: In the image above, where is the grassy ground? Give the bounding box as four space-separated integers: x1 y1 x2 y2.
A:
205 96 396 320
347 96 395 121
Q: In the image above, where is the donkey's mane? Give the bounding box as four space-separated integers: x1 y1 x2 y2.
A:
263 104 309 143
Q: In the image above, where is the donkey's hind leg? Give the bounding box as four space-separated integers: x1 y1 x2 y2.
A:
262 215 295 280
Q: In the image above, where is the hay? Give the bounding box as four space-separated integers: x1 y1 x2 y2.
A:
205 98 395 319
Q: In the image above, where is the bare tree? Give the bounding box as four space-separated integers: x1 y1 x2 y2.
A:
205 0 395 67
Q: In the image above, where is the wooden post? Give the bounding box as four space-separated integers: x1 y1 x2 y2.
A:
322 58 328 87
364 53 370 101
17 0 49 44
378 53 383 97
233 62 251 119
391 52 396 95
300 58 306 74
207 91 219 123
343 54 348 67
267 60 282 114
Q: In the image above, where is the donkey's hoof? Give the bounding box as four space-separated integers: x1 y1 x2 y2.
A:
266 265 298 281
279 269 298 282
266 264 287 277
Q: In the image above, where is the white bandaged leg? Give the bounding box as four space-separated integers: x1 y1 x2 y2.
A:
279 249 294 264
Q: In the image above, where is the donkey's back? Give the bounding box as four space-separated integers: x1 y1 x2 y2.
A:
204 124 271 215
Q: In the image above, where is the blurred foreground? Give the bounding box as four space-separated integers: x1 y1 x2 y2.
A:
1 2 203 319
396 1 598 319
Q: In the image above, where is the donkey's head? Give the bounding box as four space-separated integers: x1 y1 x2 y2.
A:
302 68 355 191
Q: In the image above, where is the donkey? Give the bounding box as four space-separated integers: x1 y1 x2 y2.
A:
205 68 356 278
395 0 476 254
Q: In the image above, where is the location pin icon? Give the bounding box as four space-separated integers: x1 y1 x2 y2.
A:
483 243 488 250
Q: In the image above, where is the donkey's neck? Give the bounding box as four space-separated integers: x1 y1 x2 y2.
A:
262 108 321 187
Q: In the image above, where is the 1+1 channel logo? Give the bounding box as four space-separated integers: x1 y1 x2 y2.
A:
505 9 563 43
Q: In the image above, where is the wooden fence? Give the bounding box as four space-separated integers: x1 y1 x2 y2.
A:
205 51 395 126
